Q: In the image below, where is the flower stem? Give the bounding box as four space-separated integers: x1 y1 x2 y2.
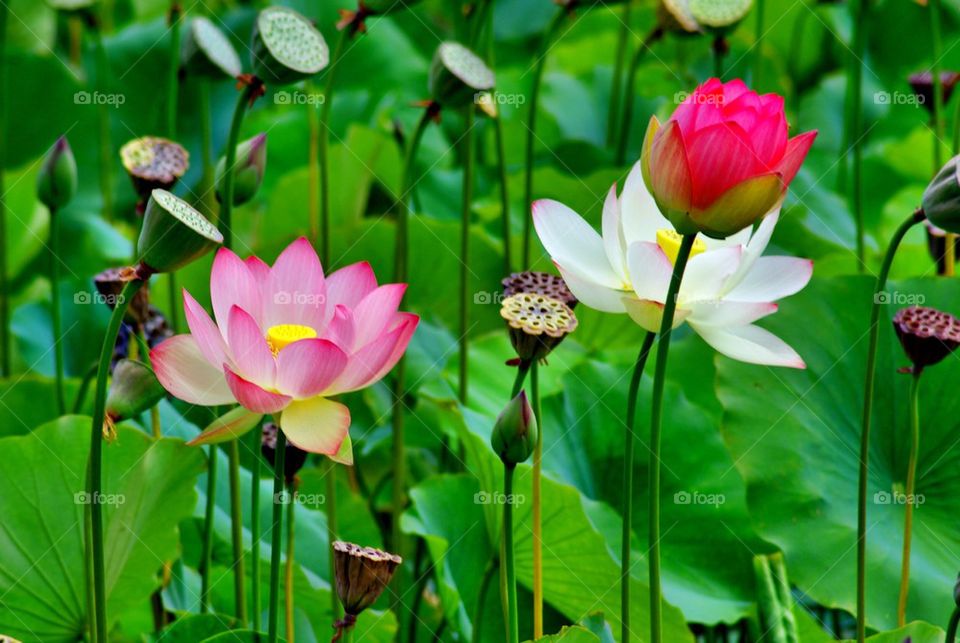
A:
503 463 519 643
200 442 218 613
285 479 296 641
326 460 340 625
460 109 475 405
856 208 925 643
946 606 960 641
0 1 8 378
49 208 65 414
89 278 145 642
896 370 921 626
606 0 634 146
228 440 247 623
511 362 531 397
928 0 954 276
615 29 661 166
523 9 566 268
319 29 348 265
494 113 512 275
531 360 543 637
621 330 656 643
753 0 766 88
199 80 216 219
844 0 868 269
250 424 262 631
268 429 287 643
165 2 181 139
648 233 696 643
219 84 254 250
92 15 113 222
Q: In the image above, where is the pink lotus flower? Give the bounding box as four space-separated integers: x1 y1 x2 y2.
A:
150 237 418 460
641 78 817 239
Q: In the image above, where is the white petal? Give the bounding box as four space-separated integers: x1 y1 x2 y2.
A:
693 323 806 368
532 199 622 288
619 160 670 246
725 256 813 303
626 241 672 303
556 262 629 313
687 300 778 327
679 246 742 304
722 208 781 293
601 184 629 282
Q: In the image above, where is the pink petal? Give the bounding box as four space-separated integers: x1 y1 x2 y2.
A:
211 247 263 333
227 306 276 388
280 397 351 455
325 261 378 310
747 111 788 168
322 305 357 352
245 256 271 284
275 339 349 399
151 335 235 406
223 365 291 413
684 122 762 209
351 283 407 348
648 120 693 213
264 237 326 330
328 313 419 394
776 131 817 188
182 289 229 369
720 78 749 103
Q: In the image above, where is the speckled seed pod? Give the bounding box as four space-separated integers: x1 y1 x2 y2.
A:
260 422 308 483
500 293 578 365
501 271 578 309
893 306 960 373
333 541 402 616
908 71 960 115
94 267 152 324
658 0 703 34
428 42 495 109
136 189 223 274
689 0 753 31
120 137 190 211
251 6 329 86
181 16 243 79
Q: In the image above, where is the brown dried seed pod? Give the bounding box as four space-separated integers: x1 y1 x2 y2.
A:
500 293 578 365
501 271 578 308
333 541 402 617
892 305 960 373
120 137 190 212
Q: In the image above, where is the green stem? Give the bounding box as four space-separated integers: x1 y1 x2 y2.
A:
89 278 145 642
92 17 113 222
319 29 348 266
713 37 725 79
896 371 922 626
199 81 216 219
648 234 696 643
845 0 868 269
607 0 634 146
165 3 181 138
284 483 295 641
616 28 661 167
523 9 566 268
753 0 766 88
49 208 65 414
856 209 925 643
503 463 519 643
326 460 340 625
200 443 218 613
228 440 247 623
930 0 945 173
167 273 179 333
460 109 475 405
394 110 432 281
511 361 531 398
946 606 960 642
621 330 656 642
531 360 543 637
0 1 8 377
268 428 286 643
219 84 255 250
494 113 512 275
84 467 98 643
472 559 497 643
250 425 262 631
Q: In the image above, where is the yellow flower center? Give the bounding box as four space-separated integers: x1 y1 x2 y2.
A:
656 228 706 265
266 324 317 354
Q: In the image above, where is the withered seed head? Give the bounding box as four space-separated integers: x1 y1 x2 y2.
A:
333 541 402 616
261 422 308 483
120 137 190 212
94 267 151 324
500 293 578 365
501 271 578 308
892 306 960 373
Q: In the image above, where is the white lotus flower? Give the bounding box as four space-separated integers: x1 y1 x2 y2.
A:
532 162 813 368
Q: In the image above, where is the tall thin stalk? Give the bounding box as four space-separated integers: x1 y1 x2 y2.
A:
607 0 634 146
616 29 662 166
896 371 921 626
502 463 519 643
91 13 113 222
844 0 868 269
326 460 340 626
946 606 960 641
0 2 8 377
620 330 656 642
460 110 475 405
284 480 296 640
319 29 348 265
250 426 262 631
530 360 543 637
856 209 925 643
218 84 255 246
268 429 287 643
199 81 216 219
165 3 182 332
49 208 65 414
228 440 247 622
89 278 146 642
928 0 954 276
648 234 696 643
200 443 218 613
494 114 511 274
753 0 766 88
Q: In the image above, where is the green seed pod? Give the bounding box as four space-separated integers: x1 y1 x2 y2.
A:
181 16 243 79
428 42 495 109
923 155 960 234
658 0 703 34
105 359 166 422
136 189 223 274
37 136 77 211
251 6 329 86
689 0 752 31
490 391 539 465
215 133 267 207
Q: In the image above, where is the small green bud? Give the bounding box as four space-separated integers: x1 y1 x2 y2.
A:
37 136 77 211
923 155 960 233
251 7 328 86
490 391 538 465
428 42 495 109
136 189 223 274
216 133 267 206
105 359 166 422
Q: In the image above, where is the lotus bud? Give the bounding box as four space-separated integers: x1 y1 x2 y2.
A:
428 42 495 109
500 292 578 366
215 133 267 206
261 421 307 484
105 359 166 424
120 137 190 214
333 541 402 622
922 155 960 234
136 189 223 274
251 7 328 86
37 136 77 211
892 306 960 374
181 16 242 79
490 391 539 465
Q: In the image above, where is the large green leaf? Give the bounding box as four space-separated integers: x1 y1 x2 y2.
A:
0 417 205 641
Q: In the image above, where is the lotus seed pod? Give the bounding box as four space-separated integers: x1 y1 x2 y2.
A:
658 0 703 34
120 137 190 212
922 155 960 234
105 359 166 423
181 16 243 78
500 292 578 366
94 267 152 324
260 422 308 483
428 42 495 109
490 391 539 465
215 133 267 206
501 271 578 309
333 541 402 617
689 0 753 31
136 189 223 274
892 306 960 374
251 6 329 86
37 136 77 211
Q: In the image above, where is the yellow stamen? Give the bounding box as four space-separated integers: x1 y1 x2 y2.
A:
266 324 317 354
656 228 706 265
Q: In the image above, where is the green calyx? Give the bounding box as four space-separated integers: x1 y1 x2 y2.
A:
251 6 328 86
136 189 223 273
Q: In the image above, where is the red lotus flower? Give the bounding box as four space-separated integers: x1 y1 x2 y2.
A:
641 78 817 239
